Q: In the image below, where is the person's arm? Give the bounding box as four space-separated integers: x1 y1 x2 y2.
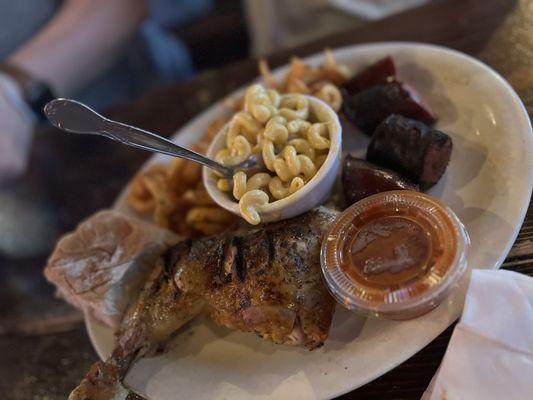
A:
0 0 147 183
7 0 147 96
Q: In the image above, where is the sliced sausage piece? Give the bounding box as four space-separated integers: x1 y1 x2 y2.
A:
343 56 396 94
367 114 452 190
342 156 419 207
342 81 436 135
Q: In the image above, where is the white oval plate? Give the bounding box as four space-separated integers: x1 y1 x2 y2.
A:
86 42 533 400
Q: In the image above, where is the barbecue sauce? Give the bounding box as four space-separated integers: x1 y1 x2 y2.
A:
346 214 432 287
321 191 469 319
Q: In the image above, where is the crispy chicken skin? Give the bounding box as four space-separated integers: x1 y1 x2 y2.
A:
174 207 337 350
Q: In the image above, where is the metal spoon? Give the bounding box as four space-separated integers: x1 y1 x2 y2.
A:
43 98 259 182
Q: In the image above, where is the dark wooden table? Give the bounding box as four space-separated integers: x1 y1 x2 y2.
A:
1 0 532 398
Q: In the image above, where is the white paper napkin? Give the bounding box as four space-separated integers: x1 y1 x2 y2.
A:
422 269 533 400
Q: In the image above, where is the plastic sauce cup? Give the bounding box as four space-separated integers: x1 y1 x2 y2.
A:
321 191 470 320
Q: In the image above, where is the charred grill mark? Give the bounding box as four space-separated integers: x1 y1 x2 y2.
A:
220 236 236 283
147 271 165 295
161 251 176 280
266 231 276 268
163 239 191 279
232 236 246 282
207 238 226 288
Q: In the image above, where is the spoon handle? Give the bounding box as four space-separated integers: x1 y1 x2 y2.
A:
44 98 228 174
100 118 226 172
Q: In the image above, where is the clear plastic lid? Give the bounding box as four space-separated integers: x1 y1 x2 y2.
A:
321 191 470 320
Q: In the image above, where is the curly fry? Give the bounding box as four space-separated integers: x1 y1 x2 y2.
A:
127 164 168 213
259 59 281 89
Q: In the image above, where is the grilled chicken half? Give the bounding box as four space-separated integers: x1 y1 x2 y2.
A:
68 207 337 399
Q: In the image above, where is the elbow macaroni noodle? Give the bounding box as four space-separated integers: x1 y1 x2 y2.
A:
306 122 331 150
268 176 305 200
215 84 331 225
238 190 269 225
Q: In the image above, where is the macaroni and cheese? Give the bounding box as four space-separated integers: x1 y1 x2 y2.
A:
215 84 332 225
